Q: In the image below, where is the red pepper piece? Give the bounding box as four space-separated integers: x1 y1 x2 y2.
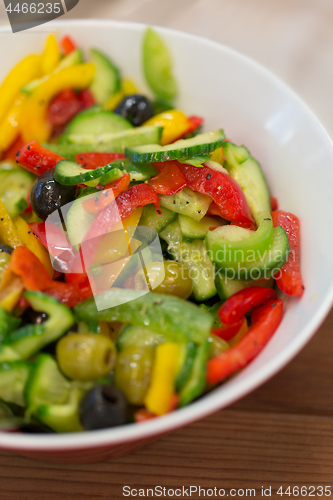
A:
148 161 186 195
218 286 277 325
82 173 131 213
60 35 77 55
134 408 157 423
271 210 304 297
66 272 94 302
178 163 253 224
48 89 82 130
3 136 25 161
211 318 245 341
186 115 204 134
78 184 160 271
207 299 283 384
207 201 225 218
16 141 64 175
230 220 256 231
77 89 95 109
76 152 125 169
270 197 278 211
7 246 83 308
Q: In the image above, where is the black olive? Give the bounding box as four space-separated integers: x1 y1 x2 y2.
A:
30 169 75 221
79 385 127 430
114 94 154 126
0 244 14 255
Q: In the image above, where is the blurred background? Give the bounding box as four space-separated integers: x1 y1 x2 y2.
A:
1 0 333 138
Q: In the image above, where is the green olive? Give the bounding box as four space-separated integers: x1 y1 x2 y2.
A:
208 334 229 358
134 260 193 299
114 346 154 405
56 333 117 381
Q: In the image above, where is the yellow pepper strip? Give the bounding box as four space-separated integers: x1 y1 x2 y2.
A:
143 110 191 146
0 54 41 124
21 63 96 143
0 276 24 311
210 147 225 165
144 342 181 416
229 318 248 347
0 93 26 152
13 215 53 278
41 34 61 76
0 252 11 284
0 199 21 248
104 77 138 110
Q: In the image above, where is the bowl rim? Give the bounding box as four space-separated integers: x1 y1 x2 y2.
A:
1 18 333 452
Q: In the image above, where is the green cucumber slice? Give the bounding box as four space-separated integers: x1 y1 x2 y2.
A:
175 342 197 393
21 48 84 95
35 387 83 433
139 204 177 234
54 158 125 186
64 107 132 137
0 168 34 217
0 308 21 342
3 291 75 360
178 340 210 407
116 325 165 352
123 162 158 182
160 187 211 222
179 214 227 240
223 142 271 222
89 48 121 104
215 274 274 301
74 290 214 345
125 129 225 163
99 168 124 187
25 354 70 408
214 226 290 280
143 27 177 102
0 361 31 406
66 191 97 248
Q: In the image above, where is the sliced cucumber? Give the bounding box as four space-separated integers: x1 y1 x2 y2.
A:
179 340 210 407
175 342 197 393
0 168 34 217
143 27 177 102
64 107 132 137
123 162 158 182
3 292 75 360
160 220 217 301
0 361 31 406
179 214 227 240
66 191 97 248
160 187 211 222
116 325 165 352
22 48 84 95
214 226 290 280
54 158 125 186
99 168 124 187
125 129 225 163
0 308 21 342
89 48 121 104
35 387 83 433
215 274 275 301
139 204 177 234
25 354 70 408
0 345 21 363
223 142 271 222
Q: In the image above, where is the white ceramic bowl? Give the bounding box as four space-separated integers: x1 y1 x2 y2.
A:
1 19 333 463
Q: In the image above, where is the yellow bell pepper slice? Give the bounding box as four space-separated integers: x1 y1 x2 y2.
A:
0 54 41 124
104 78 138 111
13 215 53 278
144 342 181 416
229 318 249 347
143 110 190 146
210 147 224 165
0 276 24 312
0 199 21 248
21 63 96 143
0 93 26 152
41 34 61 76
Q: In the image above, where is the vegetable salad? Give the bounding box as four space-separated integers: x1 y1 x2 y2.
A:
0 29 303 433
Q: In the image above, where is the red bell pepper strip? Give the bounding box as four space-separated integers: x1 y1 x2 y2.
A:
211 318 245 341
6 246 83 308
77 89 95 109
16 141 64 175
270 197 278 211
178 115 204 139
207 299 283 384
230 220 256 231
60 35 77 55
271 210 304 297
134 408 157 423
178 163 253 224
218 286 277 325
3 136 25 161
65 272 94 302
82 173 131 214
48 89 83 130
76 152 125 169
78 184 160 271
148 161 186 195
207 201 225 218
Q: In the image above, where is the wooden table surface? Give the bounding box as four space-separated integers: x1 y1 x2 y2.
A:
1 1 333 498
